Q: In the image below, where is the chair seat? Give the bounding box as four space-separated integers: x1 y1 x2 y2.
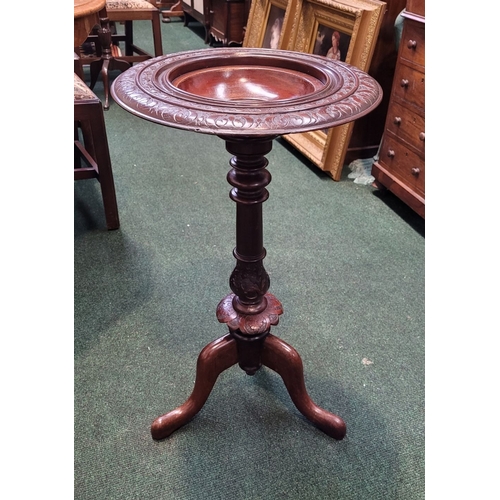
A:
74 73 98 102
106 0 158 10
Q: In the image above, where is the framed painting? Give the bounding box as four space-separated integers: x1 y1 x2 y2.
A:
246 0 386 180
244 0 290 49
281 0 386 180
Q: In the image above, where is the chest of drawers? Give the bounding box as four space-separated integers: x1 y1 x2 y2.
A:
372 3 425 217
207 0 246 46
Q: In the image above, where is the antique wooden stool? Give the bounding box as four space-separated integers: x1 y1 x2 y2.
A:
74 73 120 230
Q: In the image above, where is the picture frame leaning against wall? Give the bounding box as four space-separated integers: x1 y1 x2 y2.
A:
244 0 386 181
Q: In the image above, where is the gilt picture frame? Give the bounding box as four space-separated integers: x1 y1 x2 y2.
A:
245 0 386 180
244 0 290 49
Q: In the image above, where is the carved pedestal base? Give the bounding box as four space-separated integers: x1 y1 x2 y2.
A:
151 136 346 441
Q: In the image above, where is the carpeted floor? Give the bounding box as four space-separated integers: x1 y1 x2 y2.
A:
74 18 424 500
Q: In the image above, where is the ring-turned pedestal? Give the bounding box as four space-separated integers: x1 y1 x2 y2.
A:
111 48 382 440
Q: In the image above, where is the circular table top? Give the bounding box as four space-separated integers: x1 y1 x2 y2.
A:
110 48 383 137
74 0 106 46
74 0 106 19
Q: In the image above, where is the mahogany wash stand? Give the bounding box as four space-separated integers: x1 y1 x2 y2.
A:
111 48 382 440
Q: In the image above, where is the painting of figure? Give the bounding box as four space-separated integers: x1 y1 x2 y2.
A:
313 25 351 61
262 5 285 49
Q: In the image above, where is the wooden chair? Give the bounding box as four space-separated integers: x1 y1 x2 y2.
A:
105 0 163 63
80 1 163 109
74 73 120 230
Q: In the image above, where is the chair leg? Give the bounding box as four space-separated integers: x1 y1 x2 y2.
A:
75 122 82 167
125 21 134 56
152 14 163 57
74 49 85 79
79 119 97 161
88 102 120 230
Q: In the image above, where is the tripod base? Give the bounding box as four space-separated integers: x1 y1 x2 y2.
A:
151 333 346 440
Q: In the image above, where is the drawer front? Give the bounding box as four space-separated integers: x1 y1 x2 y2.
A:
400 20 425 67
209 0 228 32
227 3 245 42
393 63 425 111
210 1 245 44
385 100 425 154
379 135 424 196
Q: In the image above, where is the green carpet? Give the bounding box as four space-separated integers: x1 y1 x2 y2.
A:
75 18 424 500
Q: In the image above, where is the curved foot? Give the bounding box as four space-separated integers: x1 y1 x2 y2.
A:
96 58 111 110
261 334 346 439
110 58 131 74
151 334 238 440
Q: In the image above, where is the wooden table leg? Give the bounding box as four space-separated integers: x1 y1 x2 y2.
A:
151 334 238 440
261 334 346 439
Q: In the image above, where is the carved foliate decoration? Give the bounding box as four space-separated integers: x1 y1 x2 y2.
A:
216 293 283 335
111 48 382 137
229 261 271 305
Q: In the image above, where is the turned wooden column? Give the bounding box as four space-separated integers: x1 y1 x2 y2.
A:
216 136 281 375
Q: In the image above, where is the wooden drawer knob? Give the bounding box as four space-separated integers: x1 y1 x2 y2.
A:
400 79 409 88
394 116 402 125
411 167 420 176
419 132 425 141
407 40 417 49
387 149 395 158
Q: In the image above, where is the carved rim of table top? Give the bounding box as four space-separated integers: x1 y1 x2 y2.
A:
110 48 383 137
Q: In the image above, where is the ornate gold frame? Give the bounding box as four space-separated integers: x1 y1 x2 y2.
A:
244 0 290 49
245 0 386 180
